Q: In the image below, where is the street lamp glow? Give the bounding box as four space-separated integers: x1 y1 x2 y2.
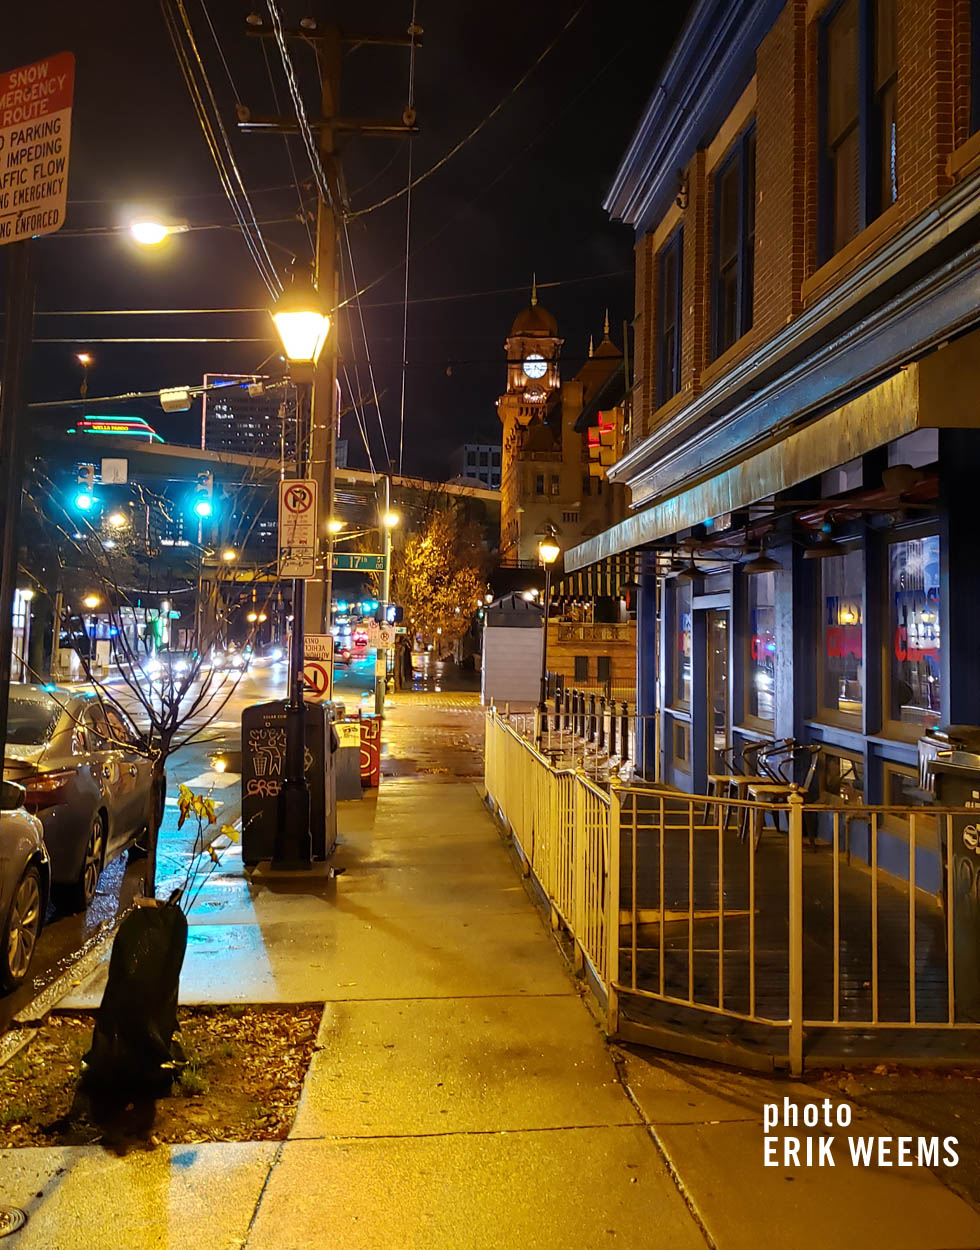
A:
247 611 258 622
382 511 400 528
326 518 344 534
270 276 331 364
82 594 100 610
222 549 238 562
538 537 560 565
76 352 93 367
107 511 128 529
130 220 171 246
19 588 35 601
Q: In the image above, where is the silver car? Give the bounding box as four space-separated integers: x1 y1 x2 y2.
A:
3 686 159 913
0 779 49 992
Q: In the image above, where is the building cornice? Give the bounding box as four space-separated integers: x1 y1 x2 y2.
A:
605 0 782 234
611 164 980 504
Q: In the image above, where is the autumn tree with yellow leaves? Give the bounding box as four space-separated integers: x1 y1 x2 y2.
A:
391 507 488 651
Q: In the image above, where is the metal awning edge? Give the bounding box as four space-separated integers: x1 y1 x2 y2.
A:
564 367 919 572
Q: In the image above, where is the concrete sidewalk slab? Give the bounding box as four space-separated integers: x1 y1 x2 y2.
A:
0 1142 277 1250
652 1117 980 1250
291 995 639 1139
59 901 574 1007
245 1129 706 1250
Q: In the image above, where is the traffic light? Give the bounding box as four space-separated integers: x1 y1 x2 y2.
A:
192 471 214 519
74 464 96 511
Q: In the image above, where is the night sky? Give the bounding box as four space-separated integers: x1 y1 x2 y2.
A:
5 1 688 479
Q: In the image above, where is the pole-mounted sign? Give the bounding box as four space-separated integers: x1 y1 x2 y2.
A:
0 52 74 245
278 477 317 578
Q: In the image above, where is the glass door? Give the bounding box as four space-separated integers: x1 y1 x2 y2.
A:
706 609 730 773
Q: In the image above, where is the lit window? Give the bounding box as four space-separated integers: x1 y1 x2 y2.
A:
819 548 864 722
888 534 941 729
746 570 775 726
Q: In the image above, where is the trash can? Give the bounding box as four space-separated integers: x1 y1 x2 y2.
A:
926 724 980 1020
241 700 337 865
335 717 363 800
360 714 382 788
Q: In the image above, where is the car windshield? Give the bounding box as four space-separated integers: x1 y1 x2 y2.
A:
6 696 62 745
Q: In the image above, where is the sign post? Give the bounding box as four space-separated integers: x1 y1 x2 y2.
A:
0 52 74 766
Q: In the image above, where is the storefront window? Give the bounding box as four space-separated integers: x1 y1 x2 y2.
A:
888 535 942 729
820 549 864 721
673 581 692 708
820 750 864 804
746 572 776 725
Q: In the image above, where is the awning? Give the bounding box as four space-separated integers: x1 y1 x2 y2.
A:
564 366 919 572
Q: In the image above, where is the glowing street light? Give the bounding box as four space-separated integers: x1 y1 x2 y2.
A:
222 549 238 562
382 511 400 528
130 220 175 246
270 274 331 367
19 588 35 601
107 511 128 529
536 528 561 745
82 594 100 610
326 518 344 534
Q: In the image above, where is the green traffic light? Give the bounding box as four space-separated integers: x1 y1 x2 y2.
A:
75 491 94 511
193 498 213 519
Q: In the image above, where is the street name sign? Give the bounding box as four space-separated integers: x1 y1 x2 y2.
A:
0 52 74 245
331 552 386 572
278 478 317 578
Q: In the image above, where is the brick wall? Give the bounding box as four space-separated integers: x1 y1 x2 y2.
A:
624 0 971 464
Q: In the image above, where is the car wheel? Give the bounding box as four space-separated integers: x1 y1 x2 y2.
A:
1 865 43 992
56 812 105 913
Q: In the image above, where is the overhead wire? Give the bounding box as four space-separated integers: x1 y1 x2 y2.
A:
259 36 316 255
160 0 281 297
348 0 590 219
397 0 419 476
341 218 390 469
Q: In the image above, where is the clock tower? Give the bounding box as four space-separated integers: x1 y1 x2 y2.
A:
497 279 563 562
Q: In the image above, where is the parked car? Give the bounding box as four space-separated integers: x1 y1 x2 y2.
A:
334 640 352 665
0 779 49 992
3 686 160 913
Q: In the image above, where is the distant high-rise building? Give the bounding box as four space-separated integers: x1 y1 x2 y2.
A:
456 442 502 489
201 375 297 460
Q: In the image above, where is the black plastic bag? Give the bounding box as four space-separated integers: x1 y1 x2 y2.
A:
82 895 188 1092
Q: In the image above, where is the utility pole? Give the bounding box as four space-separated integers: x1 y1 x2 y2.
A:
0 242 36 760
241 17 419 699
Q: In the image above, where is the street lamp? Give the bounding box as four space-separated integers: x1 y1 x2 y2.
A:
107 511 128 530
76 352 93 399
537 529 560 745
222 548 237 562
270 273 331 868
129 218 189 246
374 503 400 714
326 518 344 535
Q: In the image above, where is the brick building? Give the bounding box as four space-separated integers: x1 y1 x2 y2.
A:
566 0 980 887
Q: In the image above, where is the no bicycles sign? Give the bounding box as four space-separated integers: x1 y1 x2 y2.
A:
278 477 318 578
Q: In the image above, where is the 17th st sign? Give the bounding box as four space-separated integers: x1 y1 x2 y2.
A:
0 52 74 244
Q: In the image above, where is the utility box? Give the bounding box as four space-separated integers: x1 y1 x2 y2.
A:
481 592 543 707
360 715 382 787
926 724 980 1021
241 700 337 865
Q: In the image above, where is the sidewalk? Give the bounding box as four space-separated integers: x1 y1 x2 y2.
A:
2 693 980 1248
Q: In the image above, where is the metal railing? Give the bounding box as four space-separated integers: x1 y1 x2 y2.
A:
484 708 980 1074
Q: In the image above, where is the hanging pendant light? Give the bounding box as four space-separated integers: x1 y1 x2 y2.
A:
673 556 703 581
803 535 841 559
742 536 781 575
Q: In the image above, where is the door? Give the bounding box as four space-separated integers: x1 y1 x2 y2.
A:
706 609 730 774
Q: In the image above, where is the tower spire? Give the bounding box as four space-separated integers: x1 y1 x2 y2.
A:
603 308 610 338
588 334 594 358
531 273 538 306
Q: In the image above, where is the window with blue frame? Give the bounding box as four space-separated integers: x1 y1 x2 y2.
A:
820 0 898 262
712 127 755 359
656 227 683 407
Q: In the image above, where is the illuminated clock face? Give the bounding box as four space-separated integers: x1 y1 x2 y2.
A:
522 353 547 380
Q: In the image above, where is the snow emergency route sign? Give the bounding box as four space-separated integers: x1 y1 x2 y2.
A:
0 52 74 245
278 478 317 578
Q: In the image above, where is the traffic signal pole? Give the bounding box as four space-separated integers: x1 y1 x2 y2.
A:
0 241 36 761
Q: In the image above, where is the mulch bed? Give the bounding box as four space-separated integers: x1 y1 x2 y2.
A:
0 1006 320 1151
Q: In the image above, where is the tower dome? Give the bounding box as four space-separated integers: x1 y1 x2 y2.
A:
510 276 557 337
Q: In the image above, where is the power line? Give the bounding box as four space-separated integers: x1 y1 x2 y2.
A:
259 35 316 255
341 220 390 468
348 0 590 219
160 0 282 296
397 0 419 477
